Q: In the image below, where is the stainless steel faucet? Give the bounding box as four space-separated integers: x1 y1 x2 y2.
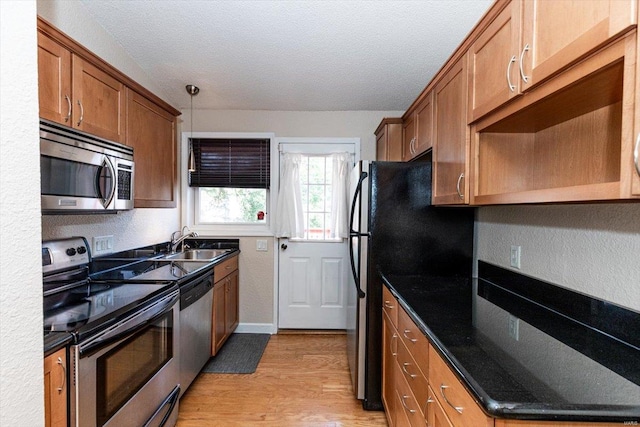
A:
170 227 198 253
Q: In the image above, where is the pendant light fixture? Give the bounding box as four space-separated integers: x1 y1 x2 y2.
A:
186 84 200 172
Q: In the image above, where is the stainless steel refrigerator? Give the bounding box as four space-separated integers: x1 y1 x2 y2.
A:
347 160 475 410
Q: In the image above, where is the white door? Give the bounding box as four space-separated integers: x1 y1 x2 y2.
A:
277 140 358 329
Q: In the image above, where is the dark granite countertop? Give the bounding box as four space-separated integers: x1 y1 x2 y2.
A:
44 331 73 356
382 269 640 423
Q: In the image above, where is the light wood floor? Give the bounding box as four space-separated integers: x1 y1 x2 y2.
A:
177 334 388 427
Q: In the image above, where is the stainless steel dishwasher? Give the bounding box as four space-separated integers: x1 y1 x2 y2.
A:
179 270 214 396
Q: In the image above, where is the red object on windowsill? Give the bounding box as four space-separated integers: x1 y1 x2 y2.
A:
257 211 265 220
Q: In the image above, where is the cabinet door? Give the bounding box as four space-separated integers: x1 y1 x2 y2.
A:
72 55 126 143
126 89 177 208
225 270 239 334
376 127 388 161
402 114 416 161
433 56 470 205
38 33 72 125
426 386 454 427
382 313 398 426
634 8 640 197
212 281 226 356
44 348 67 427
468 1 521 122
520 0 636 91
415 92 434 155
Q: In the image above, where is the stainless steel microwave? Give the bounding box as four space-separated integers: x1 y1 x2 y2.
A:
40 119 134 213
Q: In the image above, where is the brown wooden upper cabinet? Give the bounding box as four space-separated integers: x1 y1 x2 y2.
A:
37 17 181 208
38 31 126 143
126 89 178 208
375 118 403 161
634 2 640 197
468 0 637 123
433 56 469 205
402 92 433 161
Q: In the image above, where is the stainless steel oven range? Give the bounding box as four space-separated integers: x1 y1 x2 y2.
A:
43 237 180 427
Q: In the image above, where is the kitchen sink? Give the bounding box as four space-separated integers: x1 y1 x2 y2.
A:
163 249 232 261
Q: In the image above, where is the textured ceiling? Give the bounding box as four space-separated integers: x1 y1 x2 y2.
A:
80 0 492 111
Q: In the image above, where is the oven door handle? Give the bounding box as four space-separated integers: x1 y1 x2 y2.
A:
143 385 180 427
78 290 179 356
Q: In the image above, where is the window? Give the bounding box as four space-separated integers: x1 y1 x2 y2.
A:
190 138 270 224
299 155 334 240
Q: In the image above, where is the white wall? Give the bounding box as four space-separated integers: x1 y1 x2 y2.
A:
188 109 403 328
477 203 640 312
0 1 44 426
37 0 181 250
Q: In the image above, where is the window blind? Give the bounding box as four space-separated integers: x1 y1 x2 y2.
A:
189 138 270 189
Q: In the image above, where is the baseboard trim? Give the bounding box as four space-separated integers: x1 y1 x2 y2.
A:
235 323 277 334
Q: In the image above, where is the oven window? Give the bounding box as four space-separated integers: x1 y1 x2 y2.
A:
96 311 173 426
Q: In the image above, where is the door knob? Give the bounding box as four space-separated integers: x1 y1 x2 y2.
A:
281 243 288 250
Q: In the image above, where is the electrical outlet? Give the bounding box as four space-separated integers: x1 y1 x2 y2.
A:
510 245 521 269
93 235 114 255
256 239 268 252
508 315 520 341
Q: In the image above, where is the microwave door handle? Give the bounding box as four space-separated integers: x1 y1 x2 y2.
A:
96 157 116 208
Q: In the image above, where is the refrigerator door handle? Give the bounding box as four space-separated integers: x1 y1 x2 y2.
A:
349 171 368 236
349 171 367 299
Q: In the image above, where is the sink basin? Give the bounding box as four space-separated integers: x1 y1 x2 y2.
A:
163 249 231 261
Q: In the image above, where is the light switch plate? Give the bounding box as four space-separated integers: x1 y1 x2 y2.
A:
256 239 268 251
510 245 521 269
93 235 114 255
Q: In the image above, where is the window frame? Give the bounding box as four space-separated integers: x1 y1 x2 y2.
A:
181 132 277 237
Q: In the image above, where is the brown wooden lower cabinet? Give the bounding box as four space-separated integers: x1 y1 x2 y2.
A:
44 348 67 427
211 255 239 356
382 288 626 427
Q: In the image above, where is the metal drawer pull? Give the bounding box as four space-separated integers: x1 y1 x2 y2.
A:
402 329 418 343
56 357 66 393
77 100 84 126
440 384 463 414
634 133 640 177
401 395 417 413
456 173 465 199
519 43 530 83
391 333 398 356
383 301 394 309
402 362 417 379
64 95 72 122
506 55 516 92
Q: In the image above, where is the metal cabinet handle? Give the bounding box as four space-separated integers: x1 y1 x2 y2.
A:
519 43 530 83
506 55 516 92
440 384 463 414
402 329 418 343
383 301 394 309
634 133 640 177
56 357 66 393
456 173 465 199
64 95 72 122
402 362 417 379
389 332 398 357
77 100 84 126
401 395 417 414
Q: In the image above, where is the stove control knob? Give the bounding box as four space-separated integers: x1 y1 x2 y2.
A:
66 247 77 256
77 246 87 255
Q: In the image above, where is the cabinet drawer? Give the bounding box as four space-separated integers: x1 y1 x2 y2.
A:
397 338 429 416
428 345 493 427
398 306 429 375
214 255 238 281
383 286 399 327
395 362 427 427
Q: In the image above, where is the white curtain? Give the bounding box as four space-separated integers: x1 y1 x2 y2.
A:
330 152 351 239
275 153 304 238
